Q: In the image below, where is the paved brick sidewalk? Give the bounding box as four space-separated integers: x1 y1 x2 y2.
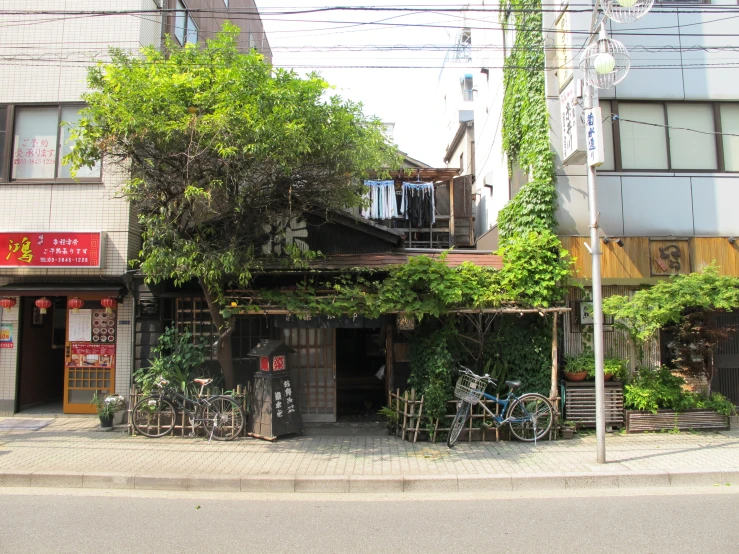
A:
0 417 738 479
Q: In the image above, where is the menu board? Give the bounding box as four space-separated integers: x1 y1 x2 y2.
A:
68 309 92 342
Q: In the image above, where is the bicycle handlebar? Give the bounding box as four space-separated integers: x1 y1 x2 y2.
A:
458 365 497 385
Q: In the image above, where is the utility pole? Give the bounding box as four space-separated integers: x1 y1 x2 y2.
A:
583 84 606 464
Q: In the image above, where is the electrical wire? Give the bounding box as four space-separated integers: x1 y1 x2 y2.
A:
610 114 739 138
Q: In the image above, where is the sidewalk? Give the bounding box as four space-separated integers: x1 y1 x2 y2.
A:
0 417 738 493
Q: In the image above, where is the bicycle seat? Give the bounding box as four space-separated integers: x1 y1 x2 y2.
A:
505 380 522 391
193 378 213 386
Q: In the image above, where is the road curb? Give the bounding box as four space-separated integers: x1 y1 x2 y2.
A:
0 469 735 493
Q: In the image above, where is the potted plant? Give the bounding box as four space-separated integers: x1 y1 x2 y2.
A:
563 351 592 381
587 357 630 382
91 392 126 429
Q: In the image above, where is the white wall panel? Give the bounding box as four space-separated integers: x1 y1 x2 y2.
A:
691 176 739 236
622 176 693 235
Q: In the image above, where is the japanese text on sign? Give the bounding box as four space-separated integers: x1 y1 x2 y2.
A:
13 138 56 167
586 107 604 167
0 232 103 268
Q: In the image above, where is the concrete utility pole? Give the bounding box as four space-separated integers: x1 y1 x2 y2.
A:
583 84 606 464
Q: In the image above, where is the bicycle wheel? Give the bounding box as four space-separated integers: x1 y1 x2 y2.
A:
132 396 176 438
447 402 471 448
506 393 553 442
202 395 245 441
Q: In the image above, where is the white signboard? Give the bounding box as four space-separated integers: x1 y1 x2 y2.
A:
555 9 573 91
68 309 92 342
587 107 605 167
560 80 579 163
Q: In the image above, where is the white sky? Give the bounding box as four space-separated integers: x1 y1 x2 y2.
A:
257 2 469 167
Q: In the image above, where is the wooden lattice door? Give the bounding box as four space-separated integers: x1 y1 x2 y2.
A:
714 314 739 405
283 328 336 422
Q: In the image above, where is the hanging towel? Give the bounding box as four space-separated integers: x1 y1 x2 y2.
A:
362 180 398 220
400 182 435 226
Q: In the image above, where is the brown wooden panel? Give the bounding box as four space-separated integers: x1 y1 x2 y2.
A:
692 237 739 275
283 327 335 422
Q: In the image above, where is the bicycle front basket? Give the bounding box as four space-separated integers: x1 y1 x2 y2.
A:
454 374 486 404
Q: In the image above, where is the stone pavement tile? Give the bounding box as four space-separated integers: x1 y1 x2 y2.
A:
135 474 187 491
0 470 32 487
349 475 403 493
31 471 83 488
403 475 458 493
457 474 513 491
721 470 739 485
187 475 241 492
564 473 619 489
83 472 135 490
668 470 724 487
241 475 295 492
295 475 350 493
617 471 670 488
511 474 566 491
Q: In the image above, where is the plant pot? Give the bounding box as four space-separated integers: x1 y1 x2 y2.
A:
559 427 575 439
604 373 613 381
564 371 588 382
99 414 114 428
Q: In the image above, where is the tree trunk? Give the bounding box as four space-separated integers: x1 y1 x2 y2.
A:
198 278 236 389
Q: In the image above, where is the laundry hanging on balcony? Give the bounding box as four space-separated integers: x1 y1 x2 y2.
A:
361 180 399 220
400 182 435 227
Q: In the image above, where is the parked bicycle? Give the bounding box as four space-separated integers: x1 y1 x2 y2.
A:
131 377 245 441
447 366 554 447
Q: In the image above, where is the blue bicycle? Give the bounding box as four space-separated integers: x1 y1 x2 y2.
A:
447 366 554 447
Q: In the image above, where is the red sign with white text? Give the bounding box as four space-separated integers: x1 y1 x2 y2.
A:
0 232 103 268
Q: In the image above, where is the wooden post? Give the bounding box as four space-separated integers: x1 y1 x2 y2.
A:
413 395 424 443
432 417 439 443
551 313 559 403
402 390 409 441
449 177 455 247
408 388 416 441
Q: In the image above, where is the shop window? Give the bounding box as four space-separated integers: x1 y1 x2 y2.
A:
618 103 669 170
721 104 739 172
10 105 100 181
667 103 717 170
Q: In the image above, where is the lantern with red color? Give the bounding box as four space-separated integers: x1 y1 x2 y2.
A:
0 297 16 312
35 297 52 315
67 297 85 314
248 340 295 373
101 297 117 315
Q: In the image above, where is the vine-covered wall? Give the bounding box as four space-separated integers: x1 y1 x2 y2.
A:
497 0 558 241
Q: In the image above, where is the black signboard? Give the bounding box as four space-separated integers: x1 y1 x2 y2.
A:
248 370 303 440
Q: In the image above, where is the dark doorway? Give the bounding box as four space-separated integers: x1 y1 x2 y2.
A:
17 297 66 412
335 328 386 418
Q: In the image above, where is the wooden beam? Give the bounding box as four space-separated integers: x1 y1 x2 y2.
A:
449 177 455 247
551 313 559 403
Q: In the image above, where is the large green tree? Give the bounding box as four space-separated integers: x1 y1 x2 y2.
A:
68 25 399 387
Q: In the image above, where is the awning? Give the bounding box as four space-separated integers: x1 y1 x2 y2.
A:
0 282 127 297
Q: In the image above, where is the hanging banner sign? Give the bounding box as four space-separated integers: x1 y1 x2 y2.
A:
586 107 605 167
0 231 104 268
0 322 13 348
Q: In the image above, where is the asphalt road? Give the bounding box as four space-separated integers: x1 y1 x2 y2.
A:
1 488 737 553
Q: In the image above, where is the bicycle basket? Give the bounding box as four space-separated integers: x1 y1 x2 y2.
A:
454 374 487 405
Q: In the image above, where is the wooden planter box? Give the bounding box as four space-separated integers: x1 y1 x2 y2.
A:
625 409 730 433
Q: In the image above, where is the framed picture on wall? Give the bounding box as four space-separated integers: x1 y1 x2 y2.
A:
32 306 44 327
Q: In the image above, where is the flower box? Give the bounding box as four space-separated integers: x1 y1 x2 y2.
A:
625 409 730 433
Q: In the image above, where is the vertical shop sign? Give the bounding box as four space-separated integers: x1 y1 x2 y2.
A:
0 323 13 348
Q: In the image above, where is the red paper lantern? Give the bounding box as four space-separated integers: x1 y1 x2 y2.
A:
67 297 85 313
0 297 16 311
101 297 117 314
35 297 52 315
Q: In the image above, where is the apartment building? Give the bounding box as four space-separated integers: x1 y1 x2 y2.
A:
0 1 270 415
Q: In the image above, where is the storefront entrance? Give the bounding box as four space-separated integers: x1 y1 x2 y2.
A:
16 297 66 412
335 328 386 418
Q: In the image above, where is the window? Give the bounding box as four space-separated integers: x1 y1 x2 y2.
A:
720 104 739 172
618 103 668 170
6 104 101 182
174 1 197 45
600 101 733 172
0 106 6 180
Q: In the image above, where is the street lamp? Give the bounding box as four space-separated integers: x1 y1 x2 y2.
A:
603 0 655 24
574 0 650 464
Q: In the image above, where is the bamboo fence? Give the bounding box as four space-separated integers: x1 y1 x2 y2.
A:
386 388 518 443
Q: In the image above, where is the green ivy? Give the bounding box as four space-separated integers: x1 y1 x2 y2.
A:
497 0 557 242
